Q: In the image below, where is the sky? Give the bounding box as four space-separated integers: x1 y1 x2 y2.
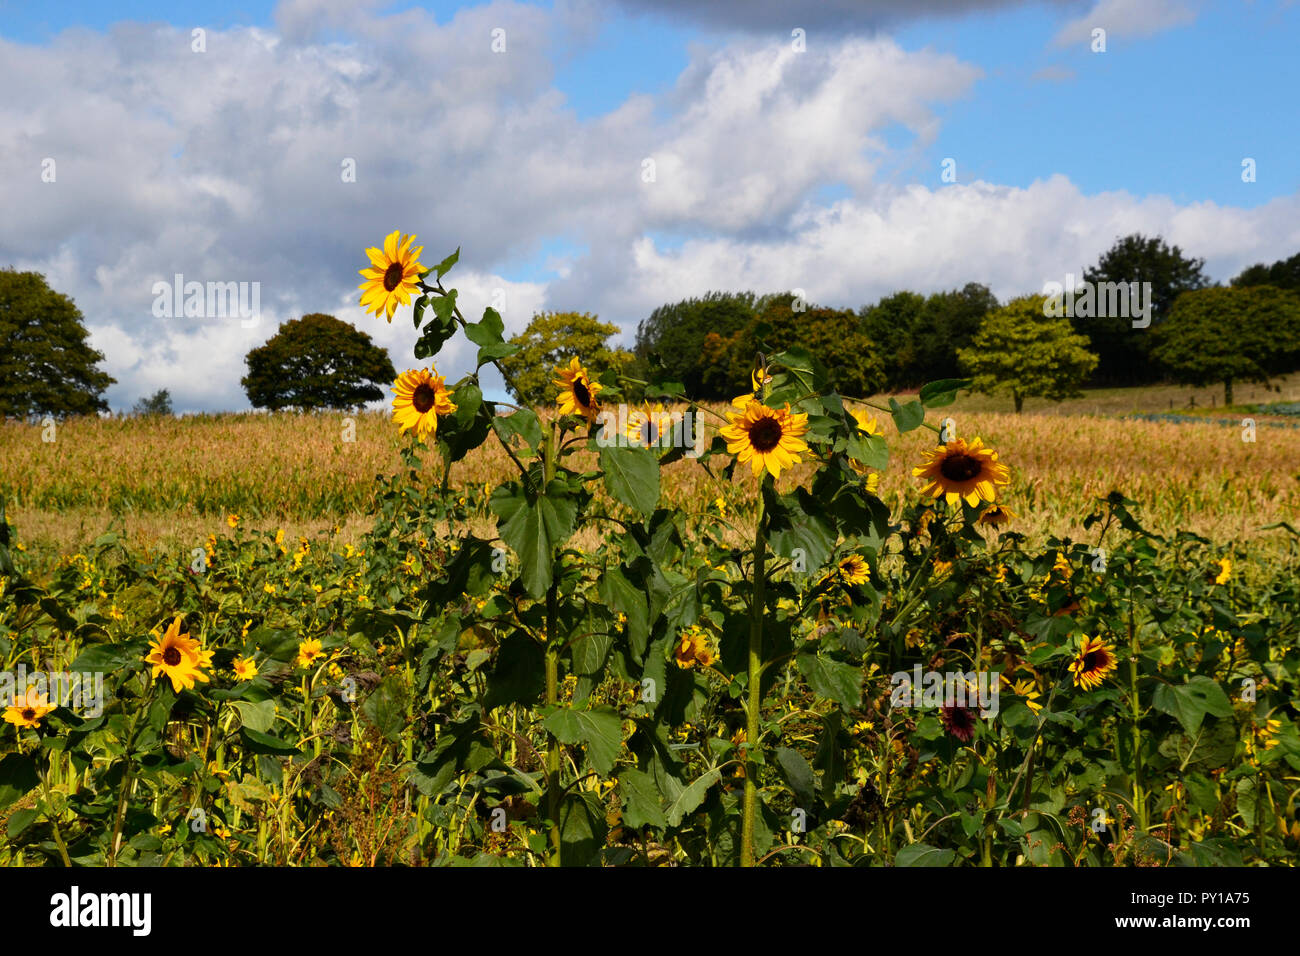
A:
2 0 1298 412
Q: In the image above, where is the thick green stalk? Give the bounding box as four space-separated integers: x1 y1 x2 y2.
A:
1127 596 1146 830
543 423 562 867
741 486 768 867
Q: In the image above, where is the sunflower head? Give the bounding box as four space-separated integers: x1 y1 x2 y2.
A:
1068 636 1117 691
359 230 427 322
940 705 977 743
297 638 325 669
3 686 56 729
232 657 259 681
626 402 674 448
553 357 603 420
912 436 1010 508
835 553 870 586
719 397 810 479
673 628 715 669
977 505 1017 528
392 367 456 441
851 410 883 436
144 616 211 693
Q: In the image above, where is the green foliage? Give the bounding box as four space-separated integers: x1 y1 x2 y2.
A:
1232 251 1300 292
241 313 396 411
0 268 115 420
858 284 998 389
634 292 759 398
1078 233 1210 386
957 295 1098 412
1151 285 1300 404
497 311 632 405
131 389 173 417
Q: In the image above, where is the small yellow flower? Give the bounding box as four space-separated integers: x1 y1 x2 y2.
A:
1214 557 1231 585
297 638 325 669
673 627 716 669
226 513 240 529
232 657 258 681
144 616 211 693
263 582 277 595
714 496 727 518
4 686 56 729
1008 677 1043 714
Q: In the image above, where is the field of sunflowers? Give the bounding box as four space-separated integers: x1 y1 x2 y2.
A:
2 231 1298 867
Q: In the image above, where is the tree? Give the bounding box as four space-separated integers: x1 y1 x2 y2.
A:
1150 286 1300 405
957 295 1098 413
859 291 925 390
497 311 633 406
909 283 1001 383
241 313 396 411
1232 251 1300 292
706 294 886 398
1077 233 1210 386
0 268 115 420
634 292 759 398
132 389 173 417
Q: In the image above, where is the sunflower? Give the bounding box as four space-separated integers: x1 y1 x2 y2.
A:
977 505 1017 528
673 628 715 669
626 402 674 448
720 397 810 479
940 705 977 743
851 410 883 436
144 616 211 693
297 638 325 669
226 513 240 529
553 357 603 420
392 367 456 441
833 553 870 586
232 657 259 681
1069 636 1117 691
358 230 427 322
4 686 55 729
912 436 1010 507
1007 677 1043 715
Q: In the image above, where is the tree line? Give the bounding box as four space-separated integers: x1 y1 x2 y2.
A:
4 234 1300 419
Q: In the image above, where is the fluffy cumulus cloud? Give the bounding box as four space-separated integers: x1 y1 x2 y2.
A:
0 0 1292 412
610 0 1076 32
1052 0 1199 47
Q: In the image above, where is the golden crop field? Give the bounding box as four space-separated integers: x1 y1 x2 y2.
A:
3 392 1298 564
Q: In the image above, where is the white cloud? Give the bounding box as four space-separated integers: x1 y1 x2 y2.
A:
1052 0 1198 47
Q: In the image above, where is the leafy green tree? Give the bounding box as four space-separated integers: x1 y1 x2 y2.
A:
132 389 173 417
909 283 1001 383
241 313 396 411
1151 286 1300 405
1232 251 1300 292
0 268 115 420
957 295 1098 413
859 291 925 390
498 311 633 406
1078 233 1210 385
709 294 886 398
634 292 759 398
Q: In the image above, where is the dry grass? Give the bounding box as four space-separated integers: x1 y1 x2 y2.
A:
4 388 1299 562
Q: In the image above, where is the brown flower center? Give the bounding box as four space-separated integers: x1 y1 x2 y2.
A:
573 378 592 408
939 452 983 483
1082 650 1105 671
21 707 36 721
748 415 783 453
163 646 182 666
383 263 405 292
412 382 437 413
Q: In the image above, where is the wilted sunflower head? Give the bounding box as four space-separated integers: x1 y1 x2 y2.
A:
3 686 55 729
940 705 977 743
626 402 674 448
553 356 603 420
144 616 211 693
358 230 426 322
673 628 715 669
977 505 1017 528
392 367 457 441
912 436 1010 508
1069 636 1117 691
719 397 810 479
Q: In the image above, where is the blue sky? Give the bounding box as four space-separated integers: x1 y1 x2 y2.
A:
1 0 1297 411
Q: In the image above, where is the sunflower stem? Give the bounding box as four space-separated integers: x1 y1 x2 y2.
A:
543 424 563 867
1128 589 1146 831
741 482 768 867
